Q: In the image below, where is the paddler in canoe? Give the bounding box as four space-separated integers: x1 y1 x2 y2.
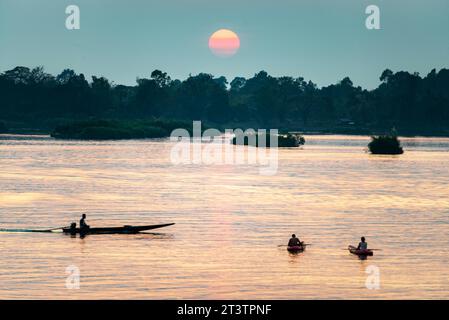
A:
287 234 305 252
348 236 373 256
357 237 368 250
288 234 302 247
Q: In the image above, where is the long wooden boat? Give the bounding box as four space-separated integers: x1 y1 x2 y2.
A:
62 223 175 235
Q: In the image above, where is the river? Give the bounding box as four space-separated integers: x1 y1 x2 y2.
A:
0 134 448 299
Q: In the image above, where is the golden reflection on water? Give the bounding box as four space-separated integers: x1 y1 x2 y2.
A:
0 135 448 299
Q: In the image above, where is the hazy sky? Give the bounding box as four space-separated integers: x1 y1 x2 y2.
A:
0 0 448 88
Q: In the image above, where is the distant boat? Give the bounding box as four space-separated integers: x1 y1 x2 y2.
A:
232 132 305 148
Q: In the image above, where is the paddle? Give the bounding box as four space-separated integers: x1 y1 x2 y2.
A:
343 248 382 251
278 243 312 247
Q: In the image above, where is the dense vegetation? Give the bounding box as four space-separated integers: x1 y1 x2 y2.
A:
1 66 449 135
232 132 305 148
51 119 211 140
0 121 7 133
53 120 166 140
368 135 404 155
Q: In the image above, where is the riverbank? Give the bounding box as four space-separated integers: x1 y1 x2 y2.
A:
2 119 449 138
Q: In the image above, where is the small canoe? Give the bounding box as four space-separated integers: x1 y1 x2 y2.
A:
62 223 175 235
287 245 305 253
348 245 373 256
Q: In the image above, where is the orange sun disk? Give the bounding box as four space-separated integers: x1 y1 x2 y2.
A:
209 29 240 57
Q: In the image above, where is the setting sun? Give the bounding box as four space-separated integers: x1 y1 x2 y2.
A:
208 29 240 57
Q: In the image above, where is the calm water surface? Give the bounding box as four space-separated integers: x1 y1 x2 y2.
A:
0 134 448 299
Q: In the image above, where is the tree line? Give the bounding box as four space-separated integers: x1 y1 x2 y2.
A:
1 66 448 134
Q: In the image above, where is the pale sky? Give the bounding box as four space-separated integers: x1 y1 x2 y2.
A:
0 0 448 88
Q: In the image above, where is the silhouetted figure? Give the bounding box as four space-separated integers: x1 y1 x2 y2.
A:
80 214 90 230
68 222 77 235
357 237 368 250
288 234 301 247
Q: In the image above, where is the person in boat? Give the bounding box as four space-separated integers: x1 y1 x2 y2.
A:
357 237 368 250
80 214 90 230
288 234 302 247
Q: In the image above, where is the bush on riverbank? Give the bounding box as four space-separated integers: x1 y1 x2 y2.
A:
368 135 404 154
232 132 305 148
51 119 193 140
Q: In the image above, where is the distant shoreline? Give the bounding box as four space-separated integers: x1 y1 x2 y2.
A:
3 127 449 139
2 67 449 141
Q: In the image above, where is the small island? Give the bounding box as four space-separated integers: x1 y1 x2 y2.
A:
232 132 305 148
51 119 194 140
368 135 404 155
